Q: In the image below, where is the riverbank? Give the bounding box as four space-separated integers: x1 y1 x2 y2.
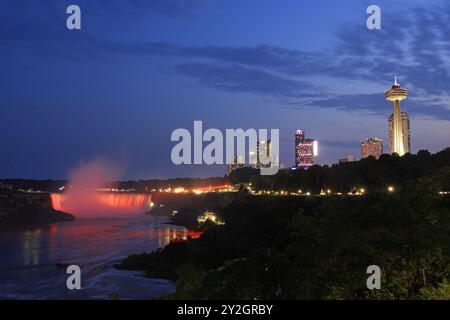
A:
116 170 450 299
0 189 75 229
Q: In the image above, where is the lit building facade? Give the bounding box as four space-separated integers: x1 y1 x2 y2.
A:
385 77 408 156
339 155 355 164
361 137 383 159
388 111 410 155
257 140 272 168
295 129 318 168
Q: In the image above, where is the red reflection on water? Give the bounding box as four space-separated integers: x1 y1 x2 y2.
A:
18 221 198 268
169 230 204 244
186 230 203 239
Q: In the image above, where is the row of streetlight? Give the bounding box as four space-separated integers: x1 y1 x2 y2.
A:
248 186 396 196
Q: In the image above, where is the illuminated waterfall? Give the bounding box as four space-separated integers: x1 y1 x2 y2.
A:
50 193 152 217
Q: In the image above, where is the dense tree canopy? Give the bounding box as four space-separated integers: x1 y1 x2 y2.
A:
119 166 450 299
229 148 450 194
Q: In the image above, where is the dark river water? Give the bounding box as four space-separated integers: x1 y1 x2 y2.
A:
0 214 187 299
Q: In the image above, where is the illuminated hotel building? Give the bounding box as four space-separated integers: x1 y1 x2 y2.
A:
361 137 383 159
295 129 318 168
339 155 355 164
385 77 408 156
389 111 410 155
227 155 245 174
257 140 272 168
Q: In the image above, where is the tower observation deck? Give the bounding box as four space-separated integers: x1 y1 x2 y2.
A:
385 77 408 156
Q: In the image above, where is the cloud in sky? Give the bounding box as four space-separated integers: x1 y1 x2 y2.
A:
126 0 211 17
175 63 321 98
4 1 449 120
1 0 449 179
305 93 450 121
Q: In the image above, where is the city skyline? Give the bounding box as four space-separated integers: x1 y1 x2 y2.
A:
1 0 449 179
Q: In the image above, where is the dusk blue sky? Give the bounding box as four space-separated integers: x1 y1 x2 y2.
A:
1 0 449 179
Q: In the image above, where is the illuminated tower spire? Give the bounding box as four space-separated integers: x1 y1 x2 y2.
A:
385 77 408 156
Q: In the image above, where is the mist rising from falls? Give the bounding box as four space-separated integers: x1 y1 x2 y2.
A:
52 159 151 218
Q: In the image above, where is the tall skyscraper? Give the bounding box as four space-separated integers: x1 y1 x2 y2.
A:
385 77 408 156
389 112 410 154
361 137 383 159
257 140 272 168
295 129 318 168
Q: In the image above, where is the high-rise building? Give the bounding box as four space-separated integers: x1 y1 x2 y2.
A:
361 137 383 159
257 140 272 168
389 111 410 155
385 77 408 156
338 155 355 164
227 155 245 175
295 129 318 168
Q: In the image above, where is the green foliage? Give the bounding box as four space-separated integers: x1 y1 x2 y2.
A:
119 166 450 300
107 293 121 300
419 280 450 300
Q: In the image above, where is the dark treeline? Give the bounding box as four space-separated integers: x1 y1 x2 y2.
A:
0 177 226 193
0 179 67 192
229 148 450 193
119 177 226 192
2 148 449 194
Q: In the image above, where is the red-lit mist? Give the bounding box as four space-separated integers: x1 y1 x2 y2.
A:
50 159 152 218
